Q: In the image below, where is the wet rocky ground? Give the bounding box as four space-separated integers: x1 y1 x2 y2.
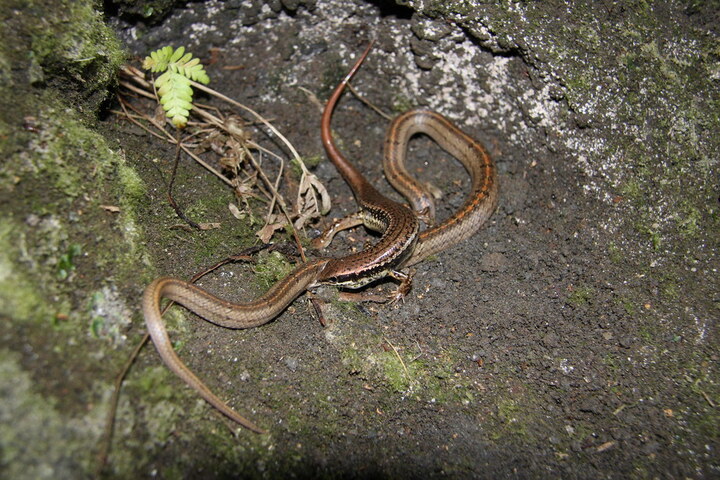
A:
0 0 717 478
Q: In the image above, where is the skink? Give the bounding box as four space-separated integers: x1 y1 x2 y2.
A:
142 43 498 432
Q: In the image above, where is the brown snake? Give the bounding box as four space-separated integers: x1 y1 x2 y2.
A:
142 43 498 432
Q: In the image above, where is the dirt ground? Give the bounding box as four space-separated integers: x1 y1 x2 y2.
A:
1 0 717 479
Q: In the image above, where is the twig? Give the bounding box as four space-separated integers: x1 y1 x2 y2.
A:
117 97 236 188
243 150 307 262
171 94 307 260
191 81 304 164
347 83 392 121
94 332 149 478
384 336 410 381
114 99 167 143
118 79 156 101
701 389 717 408
296 86 324 114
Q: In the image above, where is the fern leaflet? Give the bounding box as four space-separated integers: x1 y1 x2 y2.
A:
142 46 210 128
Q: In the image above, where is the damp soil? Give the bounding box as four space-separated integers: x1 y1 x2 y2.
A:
2 0 717 479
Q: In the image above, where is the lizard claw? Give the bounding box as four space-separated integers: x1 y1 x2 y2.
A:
386 269 414 305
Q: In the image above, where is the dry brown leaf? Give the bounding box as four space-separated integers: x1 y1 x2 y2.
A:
225 115 251 142
197 222 221 230
100 205 121 213
294 171 331 229
293 210 314 230
152 104 167 126
228 202 245 220
256 221 285 243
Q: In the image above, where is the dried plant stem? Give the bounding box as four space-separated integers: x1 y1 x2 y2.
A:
192 81 304 165
118 65 321 258
347 83 392 121
116 97 235 188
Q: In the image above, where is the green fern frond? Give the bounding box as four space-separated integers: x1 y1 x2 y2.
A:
142 46 210 128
